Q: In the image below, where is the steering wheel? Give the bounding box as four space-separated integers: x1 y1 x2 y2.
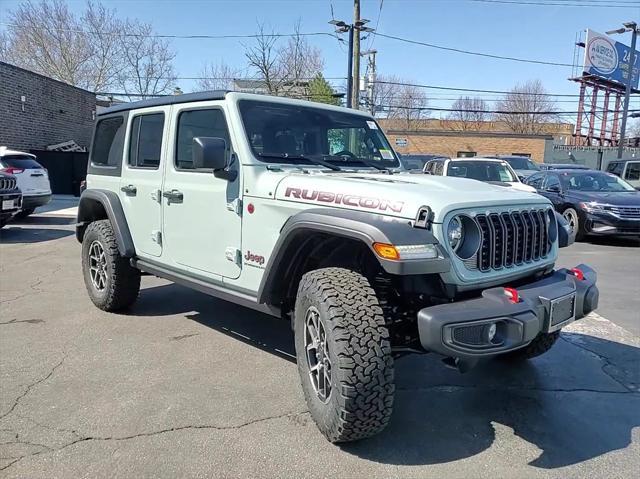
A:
333 150 357 159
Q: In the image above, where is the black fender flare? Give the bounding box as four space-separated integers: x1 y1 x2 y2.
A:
554 210 574 248
76 189 135 257
256 208 450 305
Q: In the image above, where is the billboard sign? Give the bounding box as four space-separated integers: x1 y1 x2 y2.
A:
583 29 639 90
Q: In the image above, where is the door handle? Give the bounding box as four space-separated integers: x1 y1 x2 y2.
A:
162 189 184 203
120 184 137 195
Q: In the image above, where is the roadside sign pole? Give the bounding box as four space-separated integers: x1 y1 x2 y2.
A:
615 24 638 159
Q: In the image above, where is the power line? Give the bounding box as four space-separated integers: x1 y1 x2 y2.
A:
374 32 574 67
462 0 640 7
375 104 639 115
0 22 334 40
367 0 384 50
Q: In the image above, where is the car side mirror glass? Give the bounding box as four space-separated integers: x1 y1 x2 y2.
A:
192 137 227 171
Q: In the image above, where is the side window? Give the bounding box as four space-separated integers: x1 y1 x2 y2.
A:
175 109 230 170
625 163 640 181
128 113 164 169
424 161 433 173
606 162 622 175
91 116 125 166
434 161 444 175
543 175 561 191
526 173 545 189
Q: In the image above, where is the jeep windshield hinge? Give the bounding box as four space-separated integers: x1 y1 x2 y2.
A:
227 198 242 215
225 247 242 265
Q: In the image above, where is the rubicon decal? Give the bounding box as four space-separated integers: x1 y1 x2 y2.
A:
285 187 403 213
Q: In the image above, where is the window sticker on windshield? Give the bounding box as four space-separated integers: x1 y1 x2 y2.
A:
367 121 378 130
379 149 394 160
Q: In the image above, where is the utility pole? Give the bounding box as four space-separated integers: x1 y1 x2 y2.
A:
606 21 639 159
329 9 375 109
361 49 377 115
352 0 361 109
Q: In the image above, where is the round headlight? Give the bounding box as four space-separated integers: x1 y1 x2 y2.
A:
448 216 464 251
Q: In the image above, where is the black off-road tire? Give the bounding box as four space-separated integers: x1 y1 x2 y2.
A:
82 219 140 312
294 267 395 443
501 331 560 361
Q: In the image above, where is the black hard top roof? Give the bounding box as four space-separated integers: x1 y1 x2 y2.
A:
98 90 228 116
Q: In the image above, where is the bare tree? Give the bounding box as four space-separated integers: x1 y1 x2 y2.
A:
278 20 324 87
371 74 400 116
196 61 243 91
4 0 96 89
387 83 429 130
495 80 559 134
3 0 177 97
116 19 176 99
447 96 489 130
244 23 284 94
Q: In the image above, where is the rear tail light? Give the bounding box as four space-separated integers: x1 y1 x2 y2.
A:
1 167 24 174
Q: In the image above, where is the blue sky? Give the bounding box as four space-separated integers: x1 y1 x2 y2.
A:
1 0 638 113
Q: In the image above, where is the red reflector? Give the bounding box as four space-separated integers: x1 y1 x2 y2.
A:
504 287 520 304
570 268 585 281
247 203 255 214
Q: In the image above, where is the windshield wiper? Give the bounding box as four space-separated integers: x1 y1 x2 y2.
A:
323 155 392 173
258 153 341 171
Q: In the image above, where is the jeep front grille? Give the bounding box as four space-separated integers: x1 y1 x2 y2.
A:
0 177 17 191
474 209 551 272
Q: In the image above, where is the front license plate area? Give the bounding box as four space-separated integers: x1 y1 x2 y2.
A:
2 199 15 210
548 293 576 331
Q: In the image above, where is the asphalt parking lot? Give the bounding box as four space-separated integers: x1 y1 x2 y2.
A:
1 201 639 478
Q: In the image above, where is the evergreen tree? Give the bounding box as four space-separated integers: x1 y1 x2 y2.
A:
307 73 341 106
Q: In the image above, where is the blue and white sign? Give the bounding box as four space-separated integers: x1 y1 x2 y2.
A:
583 29 639 90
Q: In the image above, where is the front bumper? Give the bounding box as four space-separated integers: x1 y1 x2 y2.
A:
0 192 22 218
584 212 640 236
417 264 598 360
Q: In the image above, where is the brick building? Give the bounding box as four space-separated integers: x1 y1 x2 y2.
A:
0 61 96 151
378 119 574 162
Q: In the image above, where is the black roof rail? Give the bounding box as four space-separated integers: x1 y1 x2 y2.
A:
98 90 229 116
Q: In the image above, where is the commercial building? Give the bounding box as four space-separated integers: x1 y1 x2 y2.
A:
0 61 96 151
379 119 574 162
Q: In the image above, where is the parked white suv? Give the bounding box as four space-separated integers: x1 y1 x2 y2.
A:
0 147 52 217
77 91 598 443
423 157 537 193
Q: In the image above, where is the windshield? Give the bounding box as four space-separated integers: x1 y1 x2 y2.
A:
238 100 399 168
561 172 636 192
447 161 517 182
504 157 540 171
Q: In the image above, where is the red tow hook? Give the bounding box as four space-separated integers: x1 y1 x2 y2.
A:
504 287 520 304
570 268 585 281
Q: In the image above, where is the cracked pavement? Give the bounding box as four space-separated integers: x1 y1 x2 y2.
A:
1 209 639 478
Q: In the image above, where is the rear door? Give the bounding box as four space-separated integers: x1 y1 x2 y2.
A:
0 155 50 196
119 108 169 258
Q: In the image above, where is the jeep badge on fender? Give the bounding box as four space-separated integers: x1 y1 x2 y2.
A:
76 91 599 443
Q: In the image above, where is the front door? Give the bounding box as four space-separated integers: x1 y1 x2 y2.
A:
119 108 168 257
162 103 242 279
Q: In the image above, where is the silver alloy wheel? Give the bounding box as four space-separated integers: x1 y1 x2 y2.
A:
304 306 332 403
88 240 108 292
563 209 578 234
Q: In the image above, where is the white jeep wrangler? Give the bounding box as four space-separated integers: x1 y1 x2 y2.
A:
77 91 599 442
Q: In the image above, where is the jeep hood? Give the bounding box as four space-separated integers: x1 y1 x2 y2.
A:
274 171 550 222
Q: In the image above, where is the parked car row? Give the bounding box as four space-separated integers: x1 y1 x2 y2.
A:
0 147 52 228
398 153 640 241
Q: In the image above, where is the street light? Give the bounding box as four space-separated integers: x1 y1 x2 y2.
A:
606 21 639 158
329 19 376 108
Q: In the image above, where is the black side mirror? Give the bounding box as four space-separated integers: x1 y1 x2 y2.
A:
547 184 561 193
192 137 227 171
